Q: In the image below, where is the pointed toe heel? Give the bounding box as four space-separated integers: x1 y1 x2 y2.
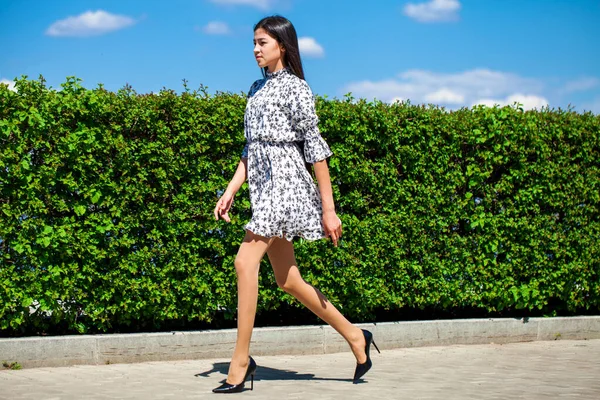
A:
353 329 380 384
212 356 257 394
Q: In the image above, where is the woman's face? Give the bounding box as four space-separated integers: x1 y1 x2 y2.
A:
253 28 285 72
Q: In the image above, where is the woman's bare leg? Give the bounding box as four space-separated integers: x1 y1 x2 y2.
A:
226 230 273 384
267 237 367 363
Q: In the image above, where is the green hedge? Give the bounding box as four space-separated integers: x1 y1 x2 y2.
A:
1 76 599 335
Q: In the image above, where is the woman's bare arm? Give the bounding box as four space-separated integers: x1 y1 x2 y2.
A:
313 159 342 246
225 158 248 197
214 158 248 222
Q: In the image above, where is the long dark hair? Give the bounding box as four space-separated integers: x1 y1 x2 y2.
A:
254 16 305 80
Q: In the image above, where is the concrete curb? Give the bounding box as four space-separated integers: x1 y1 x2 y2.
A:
1 316 599 369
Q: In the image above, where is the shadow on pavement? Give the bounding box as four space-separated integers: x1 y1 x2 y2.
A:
195 361 353 383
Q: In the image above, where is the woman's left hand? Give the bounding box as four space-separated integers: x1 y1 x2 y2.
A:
323 210 342 247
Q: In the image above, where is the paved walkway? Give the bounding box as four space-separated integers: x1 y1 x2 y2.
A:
1 339 599 399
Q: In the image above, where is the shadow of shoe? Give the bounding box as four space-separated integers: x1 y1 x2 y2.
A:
196 361 353 383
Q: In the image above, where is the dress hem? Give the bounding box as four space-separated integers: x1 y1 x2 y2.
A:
244 225 326 242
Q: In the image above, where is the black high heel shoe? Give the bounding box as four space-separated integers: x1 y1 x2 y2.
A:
353 329 380 383
212 356 257 394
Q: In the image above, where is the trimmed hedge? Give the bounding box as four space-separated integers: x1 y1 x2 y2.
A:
1 76 599 335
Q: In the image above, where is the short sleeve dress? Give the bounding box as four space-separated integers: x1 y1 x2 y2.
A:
241 67 333 241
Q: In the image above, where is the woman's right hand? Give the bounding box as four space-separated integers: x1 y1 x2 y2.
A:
214 191 235 222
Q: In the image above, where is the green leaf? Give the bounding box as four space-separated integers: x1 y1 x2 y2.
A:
21 297 33 308
74 205 87 216
13 243 25 254
91 191 101 204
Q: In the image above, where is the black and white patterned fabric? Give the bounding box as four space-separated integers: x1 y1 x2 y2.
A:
241 67 333 241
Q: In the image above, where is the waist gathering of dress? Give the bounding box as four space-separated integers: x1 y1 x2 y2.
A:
241 68 333 241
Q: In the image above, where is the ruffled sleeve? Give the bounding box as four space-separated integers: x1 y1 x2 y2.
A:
290 80 333 164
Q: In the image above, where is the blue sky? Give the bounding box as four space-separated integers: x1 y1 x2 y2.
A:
1 0 599 113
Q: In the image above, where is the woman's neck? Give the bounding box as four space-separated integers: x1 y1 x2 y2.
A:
267 60 286 73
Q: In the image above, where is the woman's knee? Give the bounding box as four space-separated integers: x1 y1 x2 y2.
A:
234 256 259 277
276 273 304 294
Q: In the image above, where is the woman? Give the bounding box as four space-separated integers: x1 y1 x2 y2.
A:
212 15 379 393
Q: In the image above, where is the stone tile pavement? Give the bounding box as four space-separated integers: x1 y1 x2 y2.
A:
1 339 599 399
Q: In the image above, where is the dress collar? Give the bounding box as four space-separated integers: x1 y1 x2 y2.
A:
266 67 290 79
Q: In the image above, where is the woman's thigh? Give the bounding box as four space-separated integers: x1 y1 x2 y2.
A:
235 230 275 272
266 237 302 285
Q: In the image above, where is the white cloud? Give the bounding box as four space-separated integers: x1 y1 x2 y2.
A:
46 10 136 37
561 77 600 94
298 37 324 58
398 69 543 97
344 79 412 102
0 79 16 92
403 0 461 23
473 94 549 111
208 0 273 10
343 68 547 110
424 88 464 104
502 94 549 110
202 21 231 35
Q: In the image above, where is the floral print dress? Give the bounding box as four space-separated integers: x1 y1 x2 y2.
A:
241 68 333 241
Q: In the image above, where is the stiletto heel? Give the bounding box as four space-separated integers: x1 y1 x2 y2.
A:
353 329 379 383
212 356 257 393
372 339 380 354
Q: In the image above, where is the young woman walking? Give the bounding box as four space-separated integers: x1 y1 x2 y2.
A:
212 15 379 393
